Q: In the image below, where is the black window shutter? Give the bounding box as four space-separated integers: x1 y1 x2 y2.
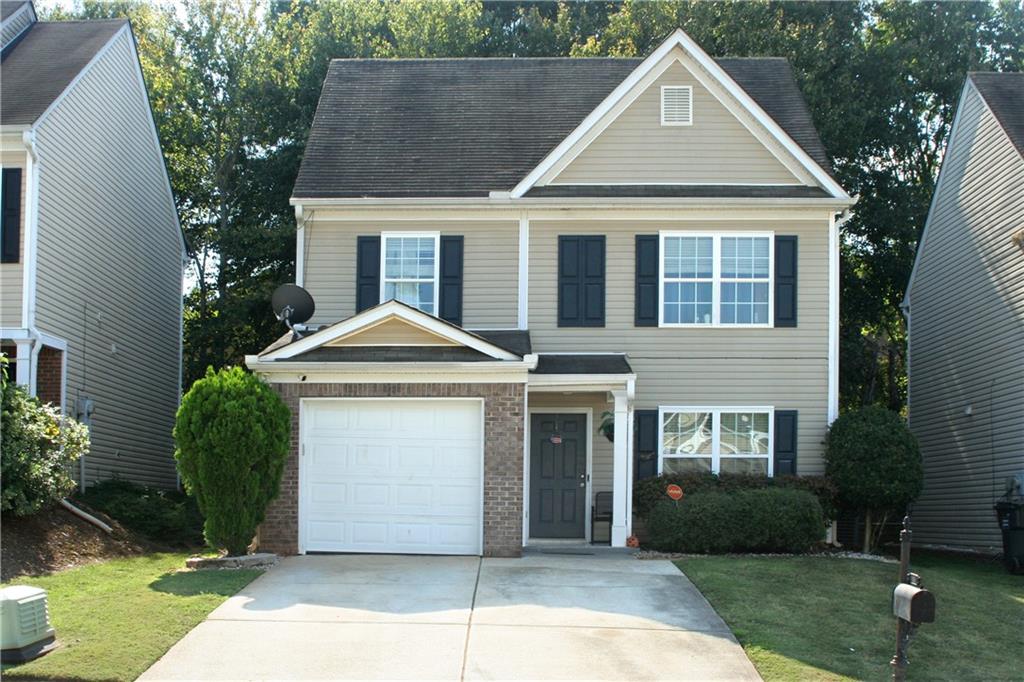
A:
558 235 605 327
634 409 659 481
1 168 22 264
635 235 659 326
438 235 463 325
355 236 381 312
774 236 798 327
774 410 798 476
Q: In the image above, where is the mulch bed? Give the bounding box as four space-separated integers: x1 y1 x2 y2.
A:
1 503 158 582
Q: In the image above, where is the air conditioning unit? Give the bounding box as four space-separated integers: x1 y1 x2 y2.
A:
0 586 57 663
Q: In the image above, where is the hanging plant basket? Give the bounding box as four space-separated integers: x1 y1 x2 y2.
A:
599 411 615 443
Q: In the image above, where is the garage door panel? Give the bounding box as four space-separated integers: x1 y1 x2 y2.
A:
302 400 483 555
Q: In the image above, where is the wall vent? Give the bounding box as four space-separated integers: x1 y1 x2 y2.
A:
661 86 693 126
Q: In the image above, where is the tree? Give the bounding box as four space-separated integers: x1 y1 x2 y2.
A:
824 406 923 552
1 363 90 516
174 367 290 555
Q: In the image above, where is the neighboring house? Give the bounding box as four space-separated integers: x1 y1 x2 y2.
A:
246 29 854 557
903 73 1024 553
1 1 185 489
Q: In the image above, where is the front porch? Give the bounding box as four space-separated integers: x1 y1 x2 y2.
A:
525 357 636 548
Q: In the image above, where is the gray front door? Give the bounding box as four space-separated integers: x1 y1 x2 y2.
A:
530 413 586 539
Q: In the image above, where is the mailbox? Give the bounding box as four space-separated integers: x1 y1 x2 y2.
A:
892 583 935 624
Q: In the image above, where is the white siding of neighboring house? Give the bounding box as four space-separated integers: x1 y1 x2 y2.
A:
907 82 1024 552
32 28 183 488
0 150 26 329
0 3 34 48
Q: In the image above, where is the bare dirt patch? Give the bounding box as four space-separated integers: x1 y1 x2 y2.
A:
1 503 158 581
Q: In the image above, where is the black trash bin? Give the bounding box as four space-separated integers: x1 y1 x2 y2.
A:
994 473 1024 575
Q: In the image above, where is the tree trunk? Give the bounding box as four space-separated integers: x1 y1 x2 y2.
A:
863 508 873 553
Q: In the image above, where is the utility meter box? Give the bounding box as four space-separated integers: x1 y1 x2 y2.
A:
892 583 936 624
0 585 57 663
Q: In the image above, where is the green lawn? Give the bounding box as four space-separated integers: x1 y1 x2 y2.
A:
2 553 261 682
678 553 1024 681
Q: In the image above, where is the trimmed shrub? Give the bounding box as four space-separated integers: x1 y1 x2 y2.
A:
824 406 922 552
1 364 89 516
78 479 204 547
633 472 837 521
646 488 825 554
174 366 290 556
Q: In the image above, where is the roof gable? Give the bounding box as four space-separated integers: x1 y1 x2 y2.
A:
292 34 841 200
969 72 1024 159
549 57 806 187
0 19 127 126
512 29 847 199
260 300 522 361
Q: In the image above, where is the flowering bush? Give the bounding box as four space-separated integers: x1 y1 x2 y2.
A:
1 364 89 516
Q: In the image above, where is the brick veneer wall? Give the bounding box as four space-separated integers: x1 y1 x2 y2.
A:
259 382 526 557
36 346 63 408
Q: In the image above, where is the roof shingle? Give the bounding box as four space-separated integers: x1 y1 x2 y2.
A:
969 72 1024 159
293 56 835 199
1 20 126 126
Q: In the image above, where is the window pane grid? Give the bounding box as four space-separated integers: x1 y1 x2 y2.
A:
382 234 437 314
661 234 772 326
661 408 772 475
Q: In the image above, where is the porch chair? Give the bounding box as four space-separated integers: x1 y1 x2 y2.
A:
591 491 613 545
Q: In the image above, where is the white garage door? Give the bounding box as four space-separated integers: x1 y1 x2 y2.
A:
300 399 483 555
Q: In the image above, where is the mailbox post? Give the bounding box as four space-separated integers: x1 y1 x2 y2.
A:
890 514 936 681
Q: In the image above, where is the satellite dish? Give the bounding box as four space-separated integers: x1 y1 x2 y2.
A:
272 284 315 338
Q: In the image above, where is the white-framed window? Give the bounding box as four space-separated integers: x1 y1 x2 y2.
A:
380 232 440 315
661 85 693 126
658 406 774 476
659 231 773 327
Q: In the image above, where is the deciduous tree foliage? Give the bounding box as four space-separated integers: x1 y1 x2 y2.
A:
47 1 1024 402
173 366 290 555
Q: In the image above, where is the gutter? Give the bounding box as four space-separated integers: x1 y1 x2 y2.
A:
290 195 857 210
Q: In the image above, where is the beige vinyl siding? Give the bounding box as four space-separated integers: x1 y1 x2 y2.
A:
529 218 830 473
32 29 182 488
0 151 26 328
552 61 802 186
528 392 614 504
304 219 519 329
906 83 1024 552
327 317 457 346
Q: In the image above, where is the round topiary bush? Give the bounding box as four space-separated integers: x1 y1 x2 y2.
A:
646 488 824 554
1 364 90 516
174 366 290 556
824 406 922 552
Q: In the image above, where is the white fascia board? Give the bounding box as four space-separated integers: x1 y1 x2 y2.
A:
527 373 638 390
292 196 854 211
261 300 521 362
509 28 850 201
246 356 531 384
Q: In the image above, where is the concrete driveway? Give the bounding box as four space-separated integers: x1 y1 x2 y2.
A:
141 551 759 681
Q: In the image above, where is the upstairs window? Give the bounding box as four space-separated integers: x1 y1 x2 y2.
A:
661 86 693 126
659 232 773 327
380 232 438 315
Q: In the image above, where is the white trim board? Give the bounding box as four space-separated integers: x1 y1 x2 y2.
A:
510 30 850 200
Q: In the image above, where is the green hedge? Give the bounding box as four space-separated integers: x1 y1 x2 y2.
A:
78 479 204 547
646 488 825 554
633 472 838 521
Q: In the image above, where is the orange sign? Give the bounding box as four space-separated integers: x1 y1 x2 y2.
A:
666 484 684 501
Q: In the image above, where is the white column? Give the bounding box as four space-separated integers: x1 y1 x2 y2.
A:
611 389 630 546
14 339 32 389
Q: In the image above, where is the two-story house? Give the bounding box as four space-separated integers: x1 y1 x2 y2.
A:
904 72 1024 553
246 29 854 557
1 1 185 489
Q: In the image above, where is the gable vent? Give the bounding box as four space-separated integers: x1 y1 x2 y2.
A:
661 86 693 126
